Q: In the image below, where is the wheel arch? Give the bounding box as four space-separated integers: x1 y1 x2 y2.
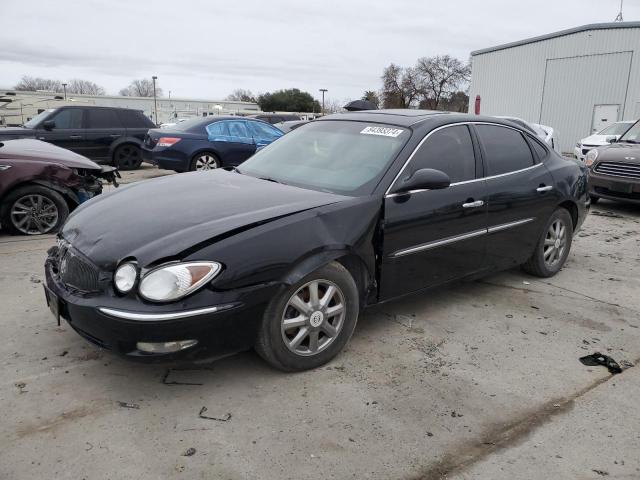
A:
0 180 79 212
557 200 578 230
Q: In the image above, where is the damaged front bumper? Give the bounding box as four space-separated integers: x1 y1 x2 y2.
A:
44 245 276 362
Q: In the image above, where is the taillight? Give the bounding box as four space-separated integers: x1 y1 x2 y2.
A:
157 137 181 147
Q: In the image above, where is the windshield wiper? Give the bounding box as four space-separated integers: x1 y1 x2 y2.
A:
619 139 638 144
259 176 283 184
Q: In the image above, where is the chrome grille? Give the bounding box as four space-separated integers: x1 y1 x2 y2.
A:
594 162 640 180
59 245 100 293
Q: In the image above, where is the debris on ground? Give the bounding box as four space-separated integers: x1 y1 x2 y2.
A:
592 469 609 476
162 369 204 386
579 353 623 374
14 382 27 393
182 447 196 457
198 406 231 422
590 210 623 219
118 401 140 409
59 350 68 357
29 275 41 284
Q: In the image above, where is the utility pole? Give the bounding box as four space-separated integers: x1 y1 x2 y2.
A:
152 76 158 125
615 0 624 21
62 83 67 100
319 88 328 115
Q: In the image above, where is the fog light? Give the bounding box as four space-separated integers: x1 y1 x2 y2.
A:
136 340 198 353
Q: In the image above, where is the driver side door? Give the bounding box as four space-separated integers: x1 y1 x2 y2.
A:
36 108 86 154
380 124 488 300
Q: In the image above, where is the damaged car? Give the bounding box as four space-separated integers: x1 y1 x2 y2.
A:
0 139 118 235
44 111 589 372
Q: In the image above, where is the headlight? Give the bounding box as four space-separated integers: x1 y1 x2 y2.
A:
114 262 137 293
585 149 598 167
139 261 221 302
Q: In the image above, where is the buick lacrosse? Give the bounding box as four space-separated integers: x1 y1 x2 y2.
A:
44 110 589 371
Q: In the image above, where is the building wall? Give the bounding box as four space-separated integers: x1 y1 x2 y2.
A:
469 26 640 153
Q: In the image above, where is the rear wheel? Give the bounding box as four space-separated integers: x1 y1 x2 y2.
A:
190 152 220 171
1 185 69 235
522 208 573 277
255 262 359 371
113 144 142 170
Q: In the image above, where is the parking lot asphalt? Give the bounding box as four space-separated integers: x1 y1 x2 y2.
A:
1 168 639 479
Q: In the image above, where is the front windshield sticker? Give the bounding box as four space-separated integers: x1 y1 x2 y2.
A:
360 126 404 138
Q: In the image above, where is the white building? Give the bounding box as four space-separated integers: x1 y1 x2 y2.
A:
468 22 640 153
0 89 260 126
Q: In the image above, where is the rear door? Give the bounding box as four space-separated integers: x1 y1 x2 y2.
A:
246 120 283 150
83 108 125 162
222 120 257 165
473 123 559 269
380 124 487 299
35 108 86 153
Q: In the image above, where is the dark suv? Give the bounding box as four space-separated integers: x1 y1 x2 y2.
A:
0 106 155 170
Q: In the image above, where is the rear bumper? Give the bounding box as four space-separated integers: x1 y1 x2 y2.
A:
589 171 640 205
142 147 190 172
44 257 274 363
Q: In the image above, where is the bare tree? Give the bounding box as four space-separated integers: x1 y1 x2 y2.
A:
66 79 106 95
226 89 256 102
14 76 63 93
362 90 380 108
119 78 163 97
415 55 470 110
380 64 420 109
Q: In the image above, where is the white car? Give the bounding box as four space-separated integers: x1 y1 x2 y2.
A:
574 120 635 161
496 116 559 152
159 118 190 129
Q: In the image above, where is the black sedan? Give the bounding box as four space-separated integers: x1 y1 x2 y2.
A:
44 110 589 371
142 116 283 172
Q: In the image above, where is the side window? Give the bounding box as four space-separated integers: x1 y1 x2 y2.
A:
529 138 548 162
476 125 535 176
247 121 283 142
226 121 250 140
48 109 83 129
87 108 122 129
117 109 154 128
206 121 230 137
406 125 476 184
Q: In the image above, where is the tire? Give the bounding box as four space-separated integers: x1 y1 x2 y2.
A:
590 195 600 204
255 261 359 372
0 185 69 235
113 144 143 170
522 208 573 278
190 152 220 171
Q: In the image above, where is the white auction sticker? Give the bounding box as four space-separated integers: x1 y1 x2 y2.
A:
360 126 404 138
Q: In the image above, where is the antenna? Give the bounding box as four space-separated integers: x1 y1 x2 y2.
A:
614 0 624 21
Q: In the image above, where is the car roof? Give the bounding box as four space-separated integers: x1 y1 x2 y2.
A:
316 109 527 129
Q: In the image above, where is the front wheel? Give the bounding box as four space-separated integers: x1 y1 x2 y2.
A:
522 208 573 277
1 185 69 235
255 262 359 372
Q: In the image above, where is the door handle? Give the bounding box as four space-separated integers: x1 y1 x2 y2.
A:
536 185 553 193
69 135 82 139
462 200 484 208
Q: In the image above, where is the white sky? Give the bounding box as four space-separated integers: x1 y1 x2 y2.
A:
2 0 638 103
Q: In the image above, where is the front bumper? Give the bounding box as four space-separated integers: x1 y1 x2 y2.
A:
589 170 640 205
44 252 275 362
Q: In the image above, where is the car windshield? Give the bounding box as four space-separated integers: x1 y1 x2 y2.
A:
618 121 640 143
237 120 411 196
23 109 55 128
599 122 632 136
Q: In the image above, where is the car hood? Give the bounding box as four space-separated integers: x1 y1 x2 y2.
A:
0 138 101 169
580 134 616 146
595 142 640 162
0 126 36 139
62 169 348 269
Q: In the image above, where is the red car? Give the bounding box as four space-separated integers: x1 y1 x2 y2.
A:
0 138 118 235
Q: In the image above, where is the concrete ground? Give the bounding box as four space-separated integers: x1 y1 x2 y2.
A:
1 168 639 479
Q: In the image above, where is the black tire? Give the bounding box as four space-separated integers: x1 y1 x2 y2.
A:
0 185 69 235
522 208 573 278
190 152 220 171
590 195 600 204
113 144 143 170
255 261 359 372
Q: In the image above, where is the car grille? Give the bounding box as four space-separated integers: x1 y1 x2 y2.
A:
594 161 640 180
58 244 101 293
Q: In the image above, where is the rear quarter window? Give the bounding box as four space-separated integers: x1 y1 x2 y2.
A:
117 109 155 128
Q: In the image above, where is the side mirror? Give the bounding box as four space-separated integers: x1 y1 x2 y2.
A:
42 120 55 131
393 168 451 194
607 136 617 144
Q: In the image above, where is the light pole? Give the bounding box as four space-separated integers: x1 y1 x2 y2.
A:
319 88 328 115
62 83 67 100
152 76 158 125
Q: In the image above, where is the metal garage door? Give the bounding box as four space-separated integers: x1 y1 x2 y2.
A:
539 52 632 153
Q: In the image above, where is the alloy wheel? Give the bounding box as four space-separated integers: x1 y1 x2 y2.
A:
195 154 219 171
10 194 59 235
543 219 567 268
281 279 346 356
116 145 141 170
